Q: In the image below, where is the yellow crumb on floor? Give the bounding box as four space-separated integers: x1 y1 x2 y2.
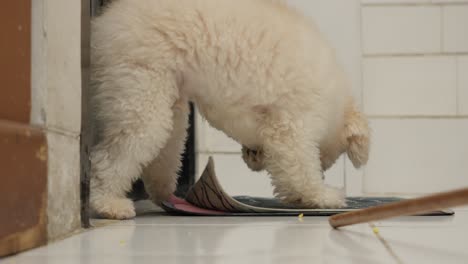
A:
298 213 304 222
119 240 126 246
372 227 380 234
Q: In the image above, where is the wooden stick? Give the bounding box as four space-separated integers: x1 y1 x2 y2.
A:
329 188 468 228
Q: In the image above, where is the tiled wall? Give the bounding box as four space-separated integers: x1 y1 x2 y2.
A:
32 0 82 239
360 0 468 195
194 0 468 197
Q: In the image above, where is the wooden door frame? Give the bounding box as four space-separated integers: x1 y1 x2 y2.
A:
0 0 48 256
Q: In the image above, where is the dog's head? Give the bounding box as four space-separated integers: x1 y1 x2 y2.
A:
320 102 370 171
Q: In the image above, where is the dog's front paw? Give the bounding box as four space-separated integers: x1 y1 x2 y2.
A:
241 146 265 172
295 186 347 209
91 197 136 220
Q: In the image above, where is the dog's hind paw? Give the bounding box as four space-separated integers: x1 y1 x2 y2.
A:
241 146 265 172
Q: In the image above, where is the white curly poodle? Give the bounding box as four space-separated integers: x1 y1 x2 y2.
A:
90 0 370 219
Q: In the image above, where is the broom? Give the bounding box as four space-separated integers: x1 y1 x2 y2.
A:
329 187 468 228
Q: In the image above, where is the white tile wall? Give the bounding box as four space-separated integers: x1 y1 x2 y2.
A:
196 153 345 197
443 6 468 53
31 0 82 240
31 0 82 134
324 156 345 188
363 56 458 116
196 154 274 197
287 0 363 103
459 56 468 115
345 157 365 196
363 118 468 194
47 132 81 240
433 0 468 3
195 116 239 153
362 6 441 55
359 2 468 196
362 0 431 4
364 0 468 4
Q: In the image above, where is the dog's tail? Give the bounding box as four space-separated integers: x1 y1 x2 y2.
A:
344 102 371 168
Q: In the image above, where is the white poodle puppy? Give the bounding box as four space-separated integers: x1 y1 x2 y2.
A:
90 0 370 219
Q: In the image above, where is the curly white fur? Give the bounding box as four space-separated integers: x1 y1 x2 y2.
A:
90 0 370 219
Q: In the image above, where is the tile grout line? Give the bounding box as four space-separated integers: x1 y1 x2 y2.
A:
364 52 468 58
367 115 468 119
197 151 241 155
440 5 444 55
44 126 81 138
345 1 366 196
369 223 405 264
362 2 468 7
456 57 460 115
359 1 366 111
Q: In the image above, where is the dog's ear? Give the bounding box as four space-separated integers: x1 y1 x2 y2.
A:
344 105 370 168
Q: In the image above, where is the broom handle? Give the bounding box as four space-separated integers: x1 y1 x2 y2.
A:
329 188 468 228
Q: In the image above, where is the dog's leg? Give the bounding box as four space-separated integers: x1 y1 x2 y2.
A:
90 68 178 219
141 99 190 205
260 112 346 208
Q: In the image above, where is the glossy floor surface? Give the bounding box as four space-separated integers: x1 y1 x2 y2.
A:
4 201 468 264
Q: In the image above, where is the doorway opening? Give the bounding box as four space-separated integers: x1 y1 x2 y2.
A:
80 0 196 227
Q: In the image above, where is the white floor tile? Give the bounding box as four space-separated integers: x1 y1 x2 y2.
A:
6 205 467 264
6 218 390 264
371 211 468 264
